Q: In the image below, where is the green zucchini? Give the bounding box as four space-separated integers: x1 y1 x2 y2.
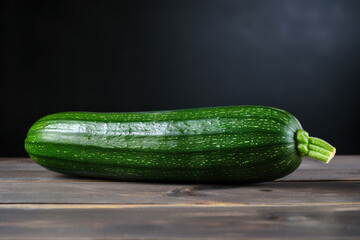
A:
24 105 335 183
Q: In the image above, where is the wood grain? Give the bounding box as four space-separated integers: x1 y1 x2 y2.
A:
0 156 359 182
0 204 359 239
0 181 359 204
0 156 359 240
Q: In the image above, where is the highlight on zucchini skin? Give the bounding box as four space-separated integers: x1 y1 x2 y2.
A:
24 105 336 183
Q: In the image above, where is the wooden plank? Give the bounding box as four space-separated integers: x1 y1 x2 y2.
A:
0 204 359 239
295 156 360 169
2 156 359 170
0 157 359 239
1 181 359 204
0 168 359 182
280 169 360 181
0 156 359 182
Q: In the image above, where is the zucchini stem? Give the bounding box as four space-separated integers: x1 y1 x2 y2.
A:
296 130 336 163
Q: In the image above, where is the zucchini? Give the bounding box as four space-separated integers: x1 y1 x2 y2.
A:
24 105 335 183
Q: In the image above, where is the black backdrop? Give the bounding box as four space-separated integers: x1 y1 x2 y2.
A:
2 0 360 156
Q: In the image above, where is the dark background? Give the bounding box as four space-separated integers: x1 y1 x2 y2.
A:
2 0 360 156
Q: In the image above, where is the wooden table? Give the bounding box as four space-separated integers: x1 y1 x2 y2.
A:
0 156 359 240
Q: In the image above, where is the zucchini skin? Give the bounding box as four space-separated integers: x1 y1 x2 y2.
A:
25 105 303 183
